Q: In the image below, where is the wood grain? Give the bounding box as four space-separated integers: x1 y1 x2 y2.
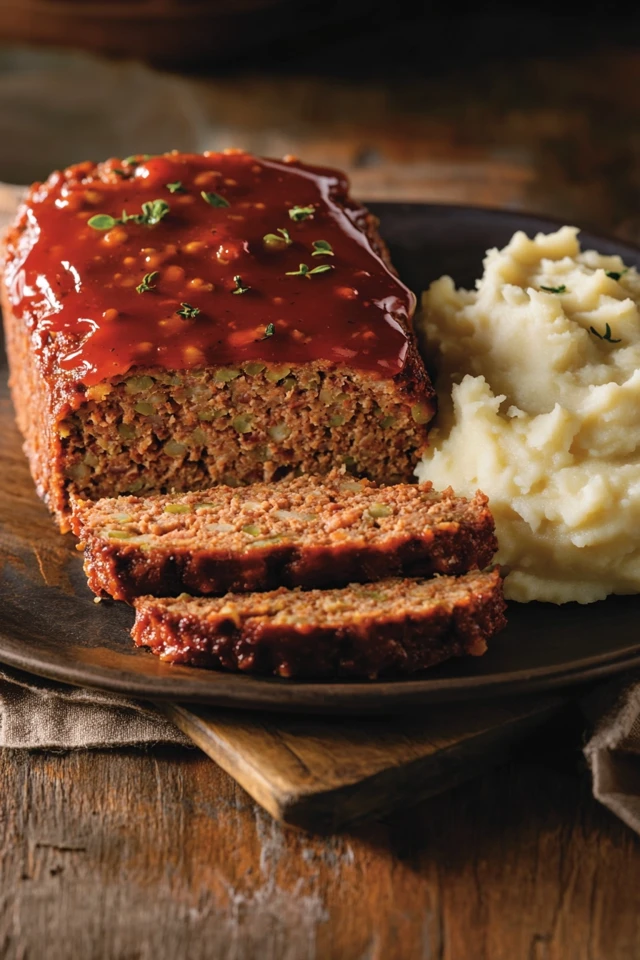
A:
0 739 639 960
164 696 565 832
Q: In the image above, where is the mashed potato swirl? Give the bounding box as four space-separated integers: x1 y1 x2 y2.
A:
416 226 640 603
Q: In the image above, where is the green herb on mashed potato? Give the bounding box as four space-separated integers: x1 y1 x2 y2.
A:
540 284 567 293
589 323 621 343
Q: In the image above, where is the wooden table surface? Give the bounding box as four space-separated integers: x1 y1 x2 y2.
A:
2 42 640 960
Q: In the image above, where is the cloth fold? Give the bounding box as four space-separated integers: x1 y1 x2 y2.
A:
0 666 189 749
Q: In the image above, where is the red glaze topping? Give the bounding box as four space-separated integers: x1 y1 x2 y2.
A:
4 150 415 388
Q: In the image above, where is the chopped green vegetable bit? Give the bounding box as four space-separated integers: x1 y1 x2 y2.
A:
311 240 334 256
265 365 291 382
166 181 185 193
201 191 230 208
176 302 200 320
289 205 315 222
368 503 393 518
244 361 266 376
411 402 432 425
164 503 192 514
214 368 241 382
261 323 275 339
136 271 159 294
242 524 261 537
606 269 628 280
107 530 134 539
540 284 567 294
232 414 253 433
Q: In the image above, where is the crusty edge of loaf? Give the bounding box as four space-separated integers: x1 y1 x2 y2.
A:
130 569 506 679
75 492 498 602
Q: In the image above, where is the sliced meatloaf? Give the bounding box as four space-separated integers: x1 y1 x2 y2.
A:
131 569 506 678
1 149 435 532
71 470 498 602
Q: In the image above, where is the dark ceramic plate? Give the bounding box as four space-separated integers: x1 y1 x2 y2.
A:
2 203 640 714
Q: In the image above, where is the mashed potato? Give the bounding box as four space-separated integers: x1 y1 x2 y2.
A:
416 225 640 604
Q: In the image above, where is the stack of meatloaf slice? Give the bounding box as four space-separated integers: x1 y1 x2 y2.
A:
71 470 507 679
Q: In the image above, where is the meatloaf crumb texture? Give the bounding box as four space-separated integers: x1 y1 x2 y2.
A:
131 569 506 678
1 151 436 532
71 470 498 602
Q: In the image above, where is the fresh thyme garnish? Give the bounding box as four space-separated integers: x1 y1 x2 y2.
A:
289 205 315 222
87 214 120 231
176 302 200 320
606 269 628 280
285 263 334 278
135 271 159 294
232 275 250 295
130 199 170 226
261 323 275 339
122 154 152 166
201 191 230 208
540 284 567 294
589 323 621 343
166 181 185 194
88 199 170 231
311 240 334 256
263 227 292 247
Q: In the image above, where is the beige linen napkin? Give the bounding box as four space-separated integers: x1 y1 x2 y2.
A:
0 666 189 748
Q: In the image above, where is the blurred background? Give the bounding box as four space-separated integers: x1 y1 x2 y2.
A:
1 1 639 239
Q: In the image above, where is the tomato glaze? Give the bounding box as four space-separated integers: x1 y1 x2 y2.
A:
4 150 415 388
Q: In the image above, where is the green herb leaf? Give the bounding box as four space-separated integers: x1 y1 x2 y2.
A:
136 271 159 294
589 323 621 344
137 199 170 226
232 275 250 295
263 227 292 247
289 205 315 222
311 240 334 257
201 191 230 208
176 302 200 320
606 269 628 280
261 323 275 339
122 154 152 166
87 214 119 231
309 264 334 276
286 263 310 277
113 169 127 178
540 284 567 294
166 181 185 194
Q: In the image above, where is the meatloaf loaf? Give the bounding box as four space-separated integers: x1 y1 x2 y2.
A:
131 569 506 678
1 149 436 532
71 470 498 602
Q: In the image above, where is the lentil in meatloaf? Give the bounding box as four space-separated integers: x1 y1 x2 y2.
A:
131 569 506 678
71 470 498 602
1 150 436 532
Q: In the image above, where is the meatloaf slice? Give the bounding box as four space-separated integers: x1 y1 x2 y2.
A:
71 470 498 602
1 150 435 532
131 569 506 679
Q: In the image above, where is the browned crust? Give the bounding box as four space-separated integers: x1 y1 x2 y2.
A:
75 490 497 602
131 569 506 679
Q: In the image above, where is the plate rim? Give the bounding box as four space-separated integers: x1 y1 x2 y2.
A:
3 199 640 713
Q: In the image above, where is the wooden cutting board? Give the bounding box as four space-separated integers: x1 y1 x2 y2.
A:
161 693 566 833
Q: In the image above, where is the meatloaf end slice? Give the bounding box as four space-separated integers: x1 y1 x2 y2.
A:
2 150 435 532
70 470 498 601
131 568 507 679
